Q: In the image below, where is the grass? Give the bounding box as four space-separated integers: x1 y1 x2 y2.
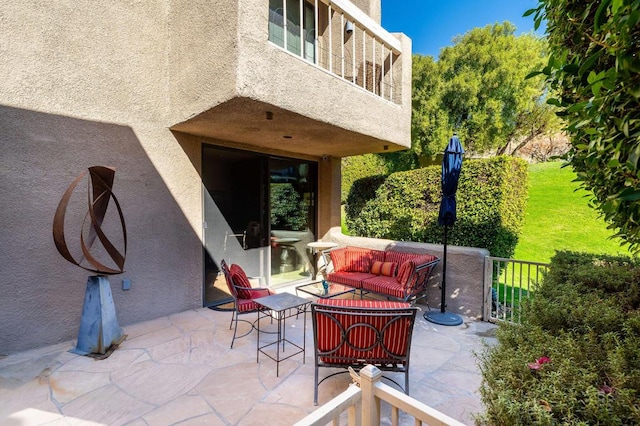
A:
513 161 633 263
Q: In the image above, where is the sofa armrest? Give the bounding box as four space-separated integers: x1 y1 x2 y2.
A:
402 257 440 299
319 247 341 276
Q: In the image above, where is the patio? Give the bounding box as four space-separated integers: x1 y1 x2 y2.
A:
0 291 496 425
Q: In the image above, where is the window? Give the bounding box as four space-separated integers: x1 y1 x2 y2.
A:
269 0 316 63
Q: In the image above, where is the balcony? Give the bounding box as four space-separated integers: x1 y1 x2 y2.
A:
268 0 403 104
170 0 412 159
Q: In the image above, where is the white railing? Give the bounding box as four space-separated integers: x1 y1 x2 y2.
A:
294 365 465 426
268 0 403 104
484 256 550 323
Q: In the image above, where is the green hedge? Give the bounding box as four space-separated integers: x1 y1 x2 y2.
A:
345 156 528 258
341 151 418 204
477 251 640 425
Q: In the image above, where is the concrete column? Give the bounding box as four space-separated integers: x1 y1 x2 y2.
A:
317 156 341 237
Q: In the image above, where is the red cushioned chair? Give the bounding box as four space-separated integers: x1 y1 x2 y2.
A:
310 298 418 405
220 259 273 348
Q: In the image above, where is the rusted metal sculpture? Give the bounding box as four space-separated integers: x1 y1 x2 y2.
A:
53 166 126 356
53 166 127 274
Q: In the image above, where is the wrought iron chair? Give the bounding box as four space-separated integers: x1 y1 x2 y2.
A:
220 259 273 348
311 298 418 405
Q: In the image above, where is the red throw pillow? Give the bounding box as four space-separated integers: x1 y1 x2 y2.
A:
397 260 416 287
330 249 348 272
230 264 253 299
370 261 398 277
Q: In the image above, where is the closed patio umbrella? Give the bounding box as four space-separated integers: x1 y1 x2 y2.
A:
425 134 464 326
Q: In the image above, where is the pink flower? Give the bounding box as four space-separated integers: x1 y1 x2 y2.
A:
528 356 551 371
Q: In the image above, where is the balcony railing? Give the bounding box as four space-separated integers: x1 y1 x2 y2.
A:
294 365 465 426
268 0 403 104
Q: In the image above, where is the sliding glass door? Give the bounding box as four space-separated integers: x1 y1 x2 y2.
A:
202 145 317 306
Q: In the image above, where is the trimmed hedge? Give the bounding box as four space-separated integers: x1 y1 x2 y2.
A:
345 156 528 258
477 251 640 425
341 151 418 204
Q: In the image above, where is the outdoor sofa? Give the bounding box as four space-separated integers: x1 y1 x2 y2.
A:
323 246 440 304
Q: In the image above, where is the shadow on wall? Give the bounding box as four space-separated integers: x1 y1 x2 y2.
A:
0 105 202 354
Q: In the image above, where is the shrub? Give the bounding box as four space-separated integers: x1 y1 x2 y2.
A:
341 151 418 204
345 156 528 258
341 154 389 205
270 183 307 231
477 251 640 425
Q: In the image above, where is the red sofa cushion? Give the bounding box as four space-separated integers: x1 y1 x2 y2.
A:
367 248 387 263
361 276 405 299
327 271 371 288
314 299 413 364
331 247 372 272
328 248 347 272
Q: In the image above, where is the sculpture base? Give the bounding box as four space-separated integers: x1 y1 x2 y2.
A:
70 275 124 356
423 311 463 326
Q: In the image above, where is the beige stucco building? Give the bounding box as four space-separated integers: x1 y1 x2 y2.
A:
0 0 412 354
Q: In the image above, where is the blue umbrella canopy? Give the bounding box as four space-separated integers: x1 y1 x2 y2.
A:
438 134 464 227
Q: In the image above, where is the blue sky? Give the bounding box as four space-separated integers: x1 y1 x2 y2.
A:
381 0 542 58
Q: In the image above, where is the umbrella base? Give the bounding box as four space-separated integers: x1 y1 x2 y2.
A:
424 310 463 326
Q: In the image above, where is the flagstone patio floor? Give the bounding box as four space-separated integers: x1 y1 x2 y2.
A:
0 296 497 425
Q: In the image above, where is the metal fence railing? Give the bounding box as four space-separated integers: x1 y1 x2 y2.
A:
484 256 550 323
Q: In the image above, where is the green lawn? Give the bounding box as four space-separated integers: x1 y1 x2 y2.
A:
513 161 633 263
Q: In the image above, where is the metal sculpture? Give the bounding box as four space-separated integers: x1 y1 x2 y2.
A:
53 166 127 274
53 166 126 356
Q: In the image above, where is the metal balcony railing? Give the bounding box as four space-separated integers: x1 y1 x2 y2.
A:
268 0 403 104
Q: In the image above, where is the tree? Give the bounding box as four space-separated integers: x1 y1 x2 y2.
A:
411 22 556 163
528 0 640 250
411 54 449 164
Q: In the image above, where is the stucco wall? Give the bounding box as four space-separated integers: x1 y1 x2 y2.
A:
168 0 240 124
0 1 206 354
0 0 409 354
322 228 490 319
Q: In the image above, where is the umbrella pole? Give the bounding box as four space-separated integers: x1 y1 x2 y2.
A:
424 222 463 326
441 224 448 313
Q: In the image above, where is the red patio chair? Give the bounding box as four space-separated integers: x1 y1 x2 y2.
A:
311 298 418 405
220 259 273 348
